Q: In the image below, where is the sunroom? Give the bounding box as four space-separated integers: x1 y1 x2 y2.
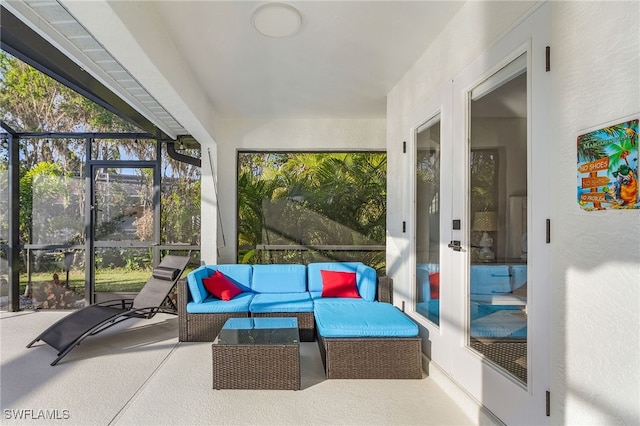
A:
1 2 639 426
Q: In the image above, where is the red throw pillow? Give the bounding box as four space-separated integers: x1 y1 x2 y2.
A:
429 273 440 299
202 270 242 301
320 270 361 298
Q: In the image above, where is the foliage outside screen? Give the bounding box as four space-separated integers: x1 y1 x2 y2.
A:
237 152 386 272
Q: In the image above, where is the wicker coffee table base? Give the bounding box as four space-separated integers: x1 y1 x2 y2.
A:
212 344 300 390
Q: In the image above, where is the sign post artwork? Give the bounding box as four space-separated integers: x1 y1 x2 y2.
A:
577 119 639 211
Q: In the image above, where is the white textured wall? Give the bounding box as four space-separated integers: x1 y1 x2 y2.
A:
386 0 538 309
388 0 639 424
200 118 386 264
550 1 640 424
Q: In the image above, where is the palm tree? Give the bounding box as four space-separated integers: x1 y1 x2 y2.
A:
603 121 638 173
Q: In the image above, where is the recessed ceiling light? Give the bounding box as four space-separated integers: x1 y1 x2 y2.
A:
252 3 302 38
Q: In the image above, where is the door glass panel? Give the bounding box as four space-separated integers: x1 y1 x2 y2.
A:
468 54 528 384
93 167 154 242
416 117 441 325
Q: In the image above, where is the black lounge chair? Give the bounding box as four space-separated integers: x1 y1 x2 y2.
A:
27 255 190 366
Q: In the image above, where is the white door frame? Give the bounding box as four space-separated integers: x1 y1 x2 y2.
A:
408 82 454 373
408 3 551 424
450 4 551 424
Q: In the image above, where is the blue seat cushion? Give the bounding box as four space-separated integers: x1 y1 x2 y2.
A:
314 301 419 338
249 293 314 313
186 292 253 313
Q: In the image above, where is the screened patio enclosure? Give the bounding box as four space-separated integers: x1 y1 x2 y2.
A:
0 125 201 312
1 7 204 312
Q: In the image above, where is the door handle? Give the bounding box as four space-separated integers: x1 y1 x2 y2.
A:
448 240 462 251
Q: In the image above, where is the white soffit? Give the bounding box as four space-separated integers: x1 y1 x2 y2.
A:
5 0 186 138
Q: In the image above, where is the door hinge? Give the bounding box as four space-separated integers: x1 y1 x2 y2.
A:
546 46 550 72
403 141 406 153
402 221 406 233
546 390 550 416
546 219 551 243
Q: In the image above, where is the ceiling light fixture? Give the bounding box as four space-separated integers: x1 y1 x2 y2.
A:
252 3 302 38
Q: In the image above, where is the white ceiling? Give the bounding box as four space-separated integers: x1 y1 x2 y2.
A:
7 0 466 136
148 1 465 119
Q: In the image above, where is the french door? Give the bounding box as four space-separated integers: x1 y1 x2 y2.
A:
413 4 550 424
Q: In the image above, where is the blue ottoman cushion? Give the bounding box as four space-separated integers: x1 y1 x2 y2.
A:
315 301 418 338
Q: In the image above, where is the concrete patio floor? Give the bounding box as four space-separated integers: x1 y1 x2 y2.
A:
1 310 485 425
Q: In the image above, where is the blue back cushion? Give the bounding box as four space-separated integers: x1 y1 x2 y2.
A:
186 264 252 304
251 264 307 293
186 266 209 304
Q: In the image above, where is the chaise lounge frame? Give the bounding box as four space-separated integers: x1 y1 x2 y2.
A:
27 255 190 366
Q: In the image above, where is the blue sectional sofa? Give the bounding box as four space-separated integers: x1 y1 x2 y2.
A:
177 262 423 379
178 263 315 341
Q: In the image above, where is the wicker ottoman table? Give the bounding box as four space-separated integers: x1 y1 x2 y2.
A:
212 317 300 390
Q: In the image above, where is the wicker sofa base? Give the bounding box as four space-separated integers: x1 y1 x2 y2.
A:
317 334 423 379
251 312 315 342
180 312 249 342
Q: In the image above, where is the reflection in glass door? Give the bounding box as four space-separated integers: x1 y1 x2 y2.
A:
91 164 158 301
415 117 441 325
467 54 528 384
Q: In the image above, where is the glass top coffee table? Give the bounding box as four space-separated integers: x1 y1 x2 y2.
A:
212 317 300 390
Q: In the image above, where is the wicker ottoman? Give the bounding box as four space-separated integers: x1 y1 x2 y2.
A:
317 334 423 379
314 301 423 379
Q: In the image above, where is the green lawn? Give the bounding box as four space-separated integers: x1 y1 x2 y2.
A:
20 268 152 294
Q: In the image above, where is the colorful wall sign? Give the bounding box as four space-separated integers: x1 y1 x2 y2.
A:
577 119 639 210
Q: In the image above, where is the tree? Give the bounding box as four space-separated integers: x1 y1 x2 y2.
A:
0 51 142 171
237 152 387 268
